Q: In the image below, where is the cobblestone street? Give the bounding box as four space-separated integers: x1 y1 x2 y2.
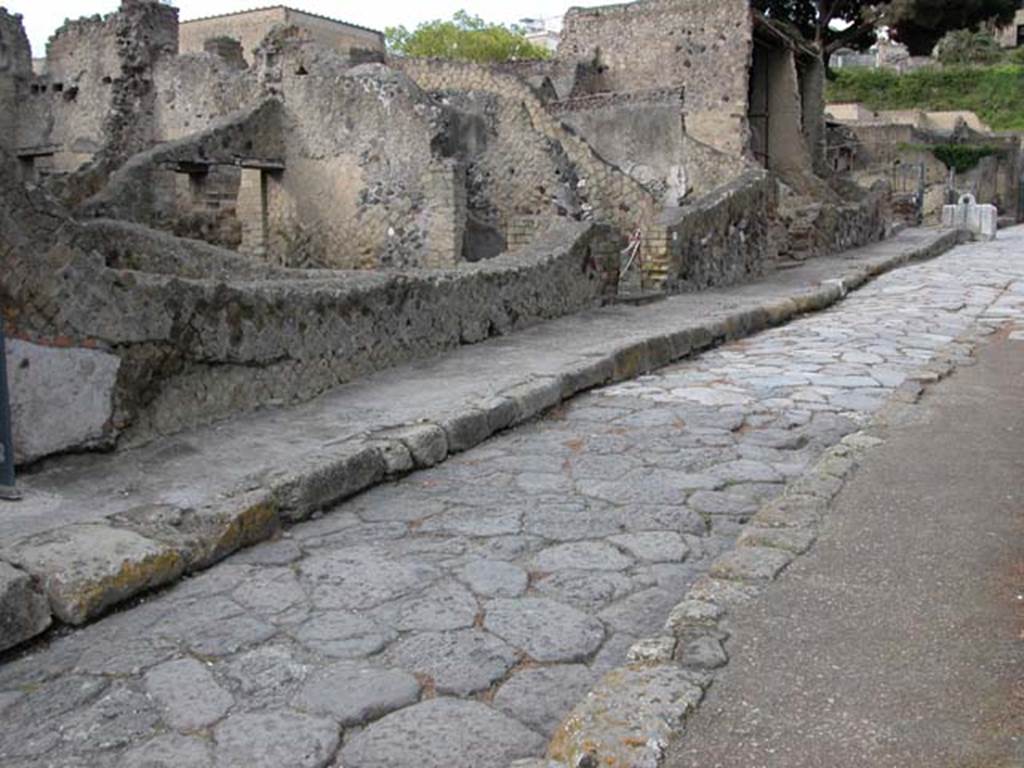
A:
1 232 1022 768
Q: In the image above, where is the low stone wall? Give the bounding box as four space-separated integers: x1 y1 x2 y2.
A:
654 170 779 292
6 218 617 464
783 181 891 260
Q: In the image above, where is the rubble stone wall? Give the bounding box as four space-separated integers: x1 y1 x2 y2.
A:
1 150 617 462
397 58 661 243
656 170 779 292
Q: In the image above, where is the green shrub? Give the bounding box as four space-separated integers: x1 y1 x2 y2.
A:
933 30 1003 65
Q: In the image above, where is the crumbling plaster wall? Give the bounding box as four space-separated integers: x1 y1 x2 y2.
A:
558 0 754 157
257 38 461 269
153 52 257 142
550 89 688 205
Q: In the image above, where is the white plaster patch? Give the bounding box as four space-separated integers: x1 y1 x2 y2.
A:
6 339 121 464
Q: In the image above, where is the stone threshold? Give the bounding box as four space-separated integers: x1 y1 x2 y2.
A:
0 227 962 654
540 303 997 768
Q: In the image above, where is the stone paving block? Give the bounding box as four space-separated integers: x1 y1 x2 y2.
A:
457 559 529 597
0 560 51 652
533 570 639 612
376 581 479 631
3 524 185 625
664 599 724 634
548 663 704 768
677 633 729 670
341 698 545 768
493 664 598 737
627 635 677 663
558 357 614 398
736 524 817 554
440 409 491 453
217 644 311 702
531 541 634 572
483 597 605 663
293 611 397 659
505 377 563 424
144 657 234 731
386 629 517 695
120 734 214 768
272 443 386 523
108 491 280 571
213 710 340 768
710 546 794 583
292 662 421 726
609 531 689 563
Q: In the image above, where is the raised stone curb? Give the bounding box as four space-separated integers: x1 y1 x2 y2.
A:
0 561 50 652
0 228 963 651
542 320 987 768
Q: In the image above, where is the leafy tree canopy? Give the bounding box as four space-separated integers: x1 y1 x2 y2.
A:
889 0 1017 55
385 11 552 62
753 0 1018 61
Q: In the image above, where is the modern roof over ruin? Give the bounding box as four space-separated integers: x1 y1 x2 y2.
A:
179 5 382 37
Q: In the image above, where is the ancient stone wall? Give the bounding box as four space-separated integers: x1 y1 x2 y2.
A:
0 9 31 155
655 170 779 292
397 58 661 250
780 181 890 259
558 0 753 157
256 40 459 268
18 0 178 178
1 150 616 461
153 52 257 142
550 89 688 205
76 99 285 239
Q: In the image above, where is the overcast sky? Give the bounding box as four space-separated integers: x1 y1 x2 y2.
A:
9 0 576 57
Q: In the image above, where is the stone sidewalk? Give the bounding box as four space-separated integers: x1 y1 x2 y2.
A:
0 228 1020 768
0 228 958 648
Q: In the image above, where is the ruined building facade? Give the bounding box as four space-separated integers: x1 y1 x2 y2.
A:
0 0 892 467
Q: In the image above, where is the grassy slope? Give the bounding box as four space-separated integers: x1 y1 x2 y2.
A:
826 65 1024 132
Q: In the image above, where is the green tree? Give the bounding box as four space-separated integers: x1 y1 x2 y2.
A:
889 0 1017 55
752 0 882 68
753 0 1017 63
385 11 552 62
